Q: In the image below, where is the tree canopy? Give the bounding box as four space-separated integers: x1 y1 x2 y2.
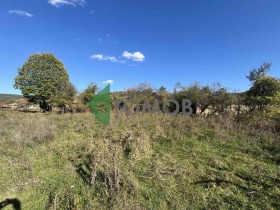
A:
246 76 280 111
246 62 271 83
14 53 76 112
245 63 280 111
79 82 98 105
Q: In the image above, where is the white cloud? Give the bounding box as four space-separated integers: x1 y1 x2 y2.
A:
122 51 145 62
90 52 144 64
90 54 118 62
9 10 33 17
102 80 114 84
48 0 86 7
98 38 102 43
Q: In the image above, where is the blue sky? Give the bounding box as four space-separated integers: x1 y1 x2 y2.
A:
1 0 280 94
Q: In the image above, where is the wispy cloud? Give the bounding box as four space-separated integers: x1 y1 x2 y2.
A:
90 54 118 62
122 51 145 62
98 38 103 43
48 0 86 7
102 80 114 84
90 51 144 64
8 10 33 17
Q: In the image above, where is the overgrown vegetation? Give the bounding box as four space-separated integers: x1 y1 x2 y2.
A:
2 55 279 209
0 112 279 209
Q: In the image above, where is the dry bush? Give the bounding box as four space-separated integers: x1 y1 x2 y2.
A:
0 112 56 146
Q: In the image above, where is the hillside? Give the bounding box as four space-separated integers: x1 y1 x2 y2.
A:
0 94 23 104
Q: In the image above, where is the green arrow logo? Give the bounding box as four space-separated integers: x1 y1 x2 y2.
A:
88 84 110 125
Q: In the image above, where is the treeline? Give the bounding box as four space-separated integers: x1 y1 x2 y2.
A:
14 53 280 131
111 63 279 119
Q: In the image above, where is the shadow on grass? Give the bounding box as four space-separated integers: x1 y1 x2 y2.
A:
0 198 21 210
193 179 250 191
71 161 107 186
69 155 109 187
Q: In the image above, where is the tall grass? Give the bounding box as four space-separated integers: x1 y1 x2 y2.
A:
0 111 279 209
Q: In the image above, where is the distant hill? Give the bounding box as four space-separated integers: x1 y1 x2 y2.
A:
0 94 23 104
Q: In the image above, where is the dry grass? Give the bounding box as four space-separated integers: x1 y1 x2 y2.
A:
0 111 279 209
0 112 56 147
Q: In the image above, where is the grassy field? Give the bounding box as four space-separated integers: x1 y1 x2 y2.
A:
0 111 279 209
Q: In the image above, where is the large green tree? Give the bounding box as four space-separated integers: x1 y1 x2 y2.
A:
14 53 76 112
245 76 280 111
245 63 280 111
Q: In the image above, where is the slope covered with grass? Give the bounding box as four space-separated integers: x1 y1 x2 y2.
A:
0 94 23 104
0 112 279 209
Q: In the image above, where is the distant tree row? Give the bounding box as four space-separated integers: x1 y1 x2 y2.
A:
14 53 280 123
